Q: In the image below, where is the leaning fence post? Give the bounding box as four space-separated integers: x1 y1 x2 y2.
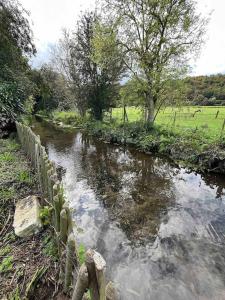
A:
60 208 68 245
85 249 99 300
64 233 78 293
71 264 89 300
215 110 220 119
93 251 106 300
173 112 177 127
221 118 225 138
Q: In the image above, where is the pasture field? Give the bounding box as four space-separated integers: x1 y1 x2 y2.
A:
112 106 225 138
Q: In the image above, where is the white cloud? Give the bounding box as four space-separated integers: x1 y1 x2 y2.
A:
20 0 94 66
20 0 225 75
192 0 225 75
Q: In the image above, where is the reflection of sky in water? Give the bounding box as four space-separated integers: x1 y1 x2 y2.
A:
33 121 225 300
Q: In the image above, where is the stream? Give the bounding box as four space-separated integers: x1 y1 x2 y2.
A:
32 119 225 300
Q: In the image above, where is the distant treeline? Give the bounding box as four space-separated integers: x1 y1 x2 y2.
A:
185 74 225 106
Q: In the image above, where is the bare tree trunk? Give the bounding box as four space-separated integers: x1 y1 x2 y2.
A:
145 94 155 124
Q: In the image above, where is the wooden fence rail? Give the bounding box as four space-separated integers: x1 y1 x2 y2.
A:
16 122 117 300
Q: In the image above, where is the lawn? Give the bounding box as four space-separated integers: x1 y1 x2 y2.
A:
112 106 225 138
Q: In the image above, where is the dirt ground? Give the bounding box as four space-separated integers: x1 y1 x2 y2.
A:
0 138 64 299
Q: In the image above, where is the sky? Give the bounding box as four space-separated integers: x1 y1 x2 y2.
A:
19 0 225 76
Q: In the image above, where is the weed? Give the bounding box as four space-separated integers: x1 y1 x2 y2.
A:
3 231 16 243
7 141 20 152
0 187 15 200
0 245 11 256
78 244 86 264
39 206 52 226
0 256 13 274
42 235 58 261
9 286 21 300
17 170 31 183
0 152 15 162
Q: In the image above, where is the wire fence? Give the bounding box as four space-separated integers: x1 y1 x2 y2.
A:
106 106 225 137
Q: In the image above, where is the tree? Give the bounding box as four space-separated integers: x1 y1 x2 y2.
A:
30 65 74 113
0 0 36 118
0 0 36 80
119 77 146 107
52 12 124 120
103 0 206 123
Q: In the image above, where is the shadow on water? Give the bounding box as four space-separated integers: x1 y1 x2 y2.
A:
32 118 225 300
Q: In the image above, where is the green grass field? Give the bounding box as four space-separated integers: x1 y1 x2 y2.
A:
112 106 225 138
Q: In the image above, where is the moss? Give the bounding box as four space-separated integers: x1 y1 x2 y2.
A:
78 244 86 265
0 256 13 274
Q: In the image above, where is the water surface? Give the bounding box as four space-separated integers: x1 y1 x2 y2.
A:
33 120 225 300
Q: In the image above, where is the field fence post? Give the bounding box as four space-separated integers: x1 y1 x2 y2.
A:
215 110 220 119
220 118 225 138
173 112 177 127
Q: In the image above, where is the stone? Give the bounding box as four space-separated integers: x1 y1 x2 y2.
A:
13 195 42 237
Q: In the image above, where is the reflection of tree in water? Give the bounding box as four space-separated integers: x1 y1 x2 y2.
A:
79 134 176 243
201 172 225 199
32 119 75 150
80 136 122 194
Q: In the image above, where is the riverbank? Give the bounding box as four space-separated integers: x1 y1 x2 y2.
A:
36 112 225 174
0 138 60 299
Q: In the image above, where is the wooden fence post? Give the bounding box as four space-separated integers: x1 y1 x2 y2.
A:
16 122 118 300
71 264 89 300
215 110 220 119
173 112 177 127
60 208 68 245
85 249 99 300
93 251 106 300
106 282 117 300
64 233 78 293
220 118 225 138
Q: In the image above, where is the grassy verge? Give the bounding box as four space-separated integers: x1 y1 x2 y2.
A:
39 108 225 173
0 138 60 299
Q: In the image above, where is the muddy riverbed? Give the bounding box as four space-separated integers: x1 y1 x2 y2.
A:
32 119 225 300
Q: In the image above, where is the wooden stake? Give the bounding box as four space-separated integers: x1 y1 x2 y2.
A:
71 264 89 300
64 233 77 293
93 251 106 300
106 281 117 300
85 249 99 300
60 208 68 245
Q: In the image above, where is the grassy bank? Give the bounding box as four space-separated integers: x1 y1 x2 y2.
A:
0 138 59 299
39 107 225 173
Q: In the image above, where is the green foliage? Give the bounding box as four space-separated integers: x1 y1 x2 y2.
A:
0 255 13 274
0 151 15 162
0 82 24 118
53 12 124 120
3 231 16 243
185 74 225 105
9 287 21 300
0 245 11 256
39 206 52 226
53 111 83 126
0 187 15 202
103 0 206 122
17 170 31 183
0 0 36 119
31 66 73 113
78 244 86 265
119 78 146 107
42 235 58 261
